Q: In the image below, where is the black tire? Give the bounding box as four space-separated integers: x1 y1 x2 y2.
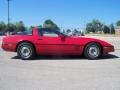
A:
84 43 101 60
17 42 35 60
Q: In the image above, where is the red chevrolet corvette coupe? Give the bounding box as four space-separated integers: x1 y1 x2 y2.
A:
1 28 114 60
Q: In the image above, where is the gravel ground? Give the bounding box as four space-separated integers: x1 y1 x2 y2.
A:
0 36 120 90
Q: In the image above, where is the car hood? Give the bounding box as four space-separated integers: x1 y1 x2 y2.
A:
69 36 113 47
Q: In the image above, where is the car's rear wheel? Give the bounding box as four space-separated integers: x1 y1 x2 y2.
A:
84 43 101 60
17 42 35 60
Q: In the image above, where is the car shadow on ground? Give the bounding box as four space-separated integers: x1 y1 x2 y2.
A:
12 54 119 61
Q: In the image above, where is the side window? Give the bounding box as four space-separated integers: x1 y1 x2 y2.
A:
39 29 59 37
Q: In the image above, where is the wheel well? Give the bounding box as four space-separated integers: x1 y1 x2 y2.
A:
16 41 36 53
83 42 103 55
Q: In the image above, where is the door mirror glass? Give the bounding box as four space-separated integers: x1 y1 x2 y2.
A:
59 34 66 40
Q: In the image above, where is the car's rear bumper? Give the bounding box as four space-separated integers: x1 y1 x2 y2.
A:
103 46 115 54
1 43 16 52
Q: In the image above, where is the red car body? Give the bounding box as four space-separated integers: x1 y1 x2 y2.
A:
1 28 114 59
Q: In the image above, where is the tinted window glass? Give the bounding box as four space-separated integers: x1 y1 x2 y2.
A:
16 29 32 35
39 28 58 37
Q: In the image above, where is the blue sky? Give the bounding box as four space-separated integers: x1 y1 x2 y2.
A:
0 0 120 28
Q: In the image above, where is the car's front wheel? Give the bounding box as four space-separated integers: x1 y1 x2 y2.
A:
17 42 35 60
84 43 102 60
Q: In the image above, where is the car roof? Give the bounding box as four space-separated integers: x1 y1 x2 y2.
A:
38 28 59 33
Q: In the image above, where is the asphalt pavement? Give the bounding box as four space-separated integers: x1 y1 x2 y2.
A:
0 36 120 90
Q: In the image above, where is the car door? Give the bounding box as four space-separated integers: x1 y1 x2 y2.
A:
59 36 83 55
37 28 82 55
37 28 64 55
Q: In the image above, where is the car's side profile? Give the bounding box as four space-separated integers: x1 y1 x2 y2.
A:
1 28 114 60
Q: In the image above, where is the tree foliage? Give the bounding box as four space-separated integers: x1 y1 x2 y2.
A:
73 29 79 36
116 20 120 26
109 24 115 34
43 19 60 30
85 19 116 34
103 25 110 34
0 19 117 35
86 23 95 33
0 21 6 32
86 19 103 33
15 21 25 32
0 21 25 33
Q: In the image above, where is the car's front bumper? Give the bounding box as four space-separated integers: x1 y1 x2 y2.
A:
103 46 115 54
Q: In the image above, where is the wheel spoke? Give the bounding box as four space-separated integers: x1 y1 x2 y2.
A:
88 45 99 58
20 46 31 58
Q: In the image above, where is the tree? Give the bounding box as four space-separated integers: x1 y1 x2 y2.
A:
92 19 103 33
116 20 120 26
43 19 60 30
103 25 110 34
109 24 115 34
66 29 71 33
15 21 25 32
73 29 79 36
0 21 6 32
85 19 103 33
38 25 42 28
8 23 16 32
66 29 72 36
0 21 26 34
86 23 95 33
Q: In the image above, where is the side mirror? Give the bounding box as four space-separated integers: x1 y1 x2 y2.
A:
59 34 65 40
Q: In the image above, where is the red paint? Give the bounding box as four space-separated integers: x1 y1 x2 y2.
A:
1 27 114 55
